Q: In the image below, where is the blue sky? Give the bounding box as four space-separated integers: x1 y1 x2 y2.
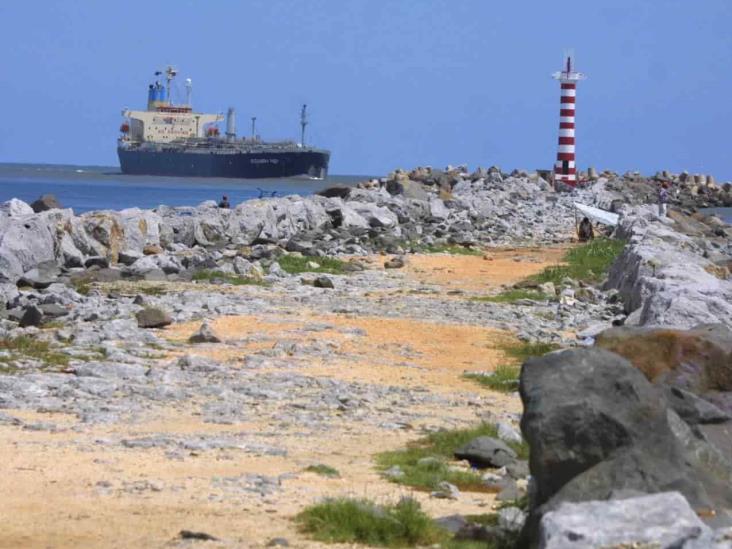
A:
1 1 730 178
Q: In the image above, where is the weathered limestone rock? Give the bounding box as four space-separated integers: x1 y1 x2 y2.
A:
0 199 34 217
188 321 222 343
454 436 517 468
135 307 172 328
0 215 57 283
540 492 711 549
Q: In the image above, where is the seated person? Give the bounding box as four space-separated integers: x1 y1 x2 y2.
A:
578 217 594 242
218 195 230 209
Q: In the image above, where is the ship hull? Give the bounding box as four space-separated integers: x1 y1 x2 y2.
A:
118 148 330 179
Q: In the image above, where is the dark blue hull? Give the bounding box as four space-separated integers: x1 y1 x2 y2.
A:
118 147 330 179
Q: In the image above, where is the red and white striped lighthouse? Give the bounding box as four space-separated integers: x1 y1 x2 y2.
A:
552 53 586 187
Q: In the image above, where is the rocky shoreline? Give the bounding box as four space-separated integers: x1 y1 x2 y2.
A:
0 166 731 548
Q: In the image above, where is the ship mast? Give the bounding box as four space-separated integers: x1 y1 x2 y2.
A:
300 104 308 146
165 66 178 103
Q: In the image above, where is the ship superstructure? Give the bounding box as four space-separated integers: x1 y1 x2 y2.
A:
118 67 330 179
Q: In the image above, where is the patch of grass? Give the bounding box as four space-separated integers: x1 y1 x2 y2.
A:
473 289 550 303
71 277 93 296
530 238 626 285
136 285 168 296
192 270 267 286
305 464 341 478
418 243 483 256
0 336 69 369
296 497 443 547
464 365 521 393
501 340 560 362
464 340 560 394
277 255 347 275
376 424 527 491
40 320 66 330
496 494 529 512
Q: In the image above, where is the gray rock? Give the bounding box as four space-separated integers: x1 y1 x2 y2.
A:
85 256 110 269
498 506 526 533
313 276 334 289
30 194 62 212
384 465 405 480
384 256 405 269
19 261 60 289
431 481 460 500
540 492 711 549
434 515 469 534
0 199 34 217
454 436 517 468
0 214 58 283
497 421 523 445
188 321 222 344
520 348 732 544
135 307 172 328
19 305 44 327
665 386 731 425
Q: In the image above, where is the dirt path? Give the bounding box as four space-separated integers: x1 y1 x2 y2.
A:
0 248 564 548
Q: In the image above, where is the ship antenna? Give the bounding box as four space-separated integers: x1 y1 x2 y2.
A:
251 116 257 139
300 104 308 146
165 65 178 103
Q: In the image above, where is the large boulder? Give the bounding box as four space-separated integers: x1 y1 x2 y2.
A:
119 208 169 253
519 348 732 545
595 324 732 416
0 215 57 283
18 261 61 289
606 208 732 328
0 199 34 217
539 492 713 549
454 436 517 468
135 307 172 328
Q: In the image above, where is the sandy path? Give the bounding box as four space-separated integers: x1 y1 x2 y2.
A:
0 248 564 548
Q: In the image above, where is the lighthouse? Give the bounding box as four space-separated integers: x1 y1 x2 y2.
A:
552 53 586 187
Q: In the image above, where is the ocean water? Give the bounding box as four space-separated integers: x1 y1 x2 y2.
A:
0 163 370 214
700 206 732 225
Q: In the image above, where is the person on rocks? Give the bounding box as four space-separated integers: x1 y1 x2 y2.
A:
658 183 669 216
218 195 230 209
578 217 594 242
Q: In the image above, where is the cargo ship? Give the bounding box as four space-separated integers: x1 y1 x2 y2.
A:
117 67 330 179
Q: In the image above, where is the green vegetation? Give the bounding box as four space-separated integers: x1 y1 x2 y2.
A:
475 238 625 303
376 424 527 491
71 275 93 296
304 464 341 478
133 284 168 296
473 289 550 303
530 238 626 286
464 340 560 393
418 243 484 256
295 497 443 547
277 255 347 275
192 270 267 286
0 336 69 369
464 365 521 393
297 498 518 549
